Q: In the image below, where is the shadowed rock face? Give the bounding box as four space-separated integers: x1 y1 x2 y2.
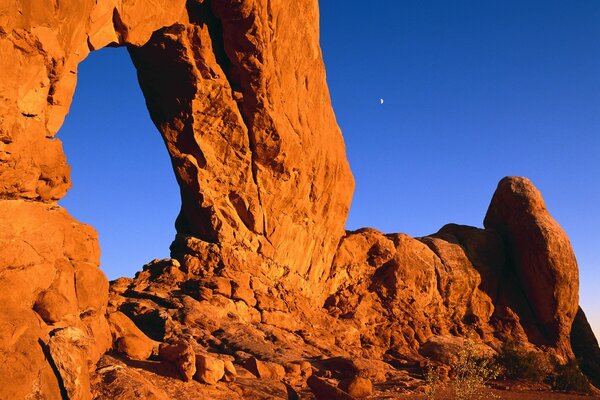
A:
571 307 600 388
0 1 596 399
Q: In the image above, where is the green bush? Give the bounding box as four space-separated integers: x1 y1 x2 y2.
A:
449 339 500 400
495 340 552 382
425 339 594 398
552 361 592 394
495 341 593 394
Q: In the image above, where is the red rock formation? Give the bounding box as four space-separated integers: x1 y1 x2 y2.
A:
484 176 579 359
95 175 592 397
0 201 110 399
1 1 188 397
0 0 596 398
128 0 354 302
324 178 581 363
1 0 352 398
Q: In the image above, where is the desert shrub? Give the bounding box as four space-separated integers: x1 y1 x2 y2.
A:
424 364 442 400
552 361 592 394
495 340 552 382
449 339 500 400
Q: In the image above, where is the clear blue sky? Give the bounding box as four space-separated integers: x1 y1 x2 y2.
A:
58 1 600 337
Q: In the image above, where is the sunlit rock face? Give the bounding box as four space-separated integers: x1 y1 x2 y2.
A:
0 1 190 397
0 0 595 398
102 176 589 398
128 0 355 300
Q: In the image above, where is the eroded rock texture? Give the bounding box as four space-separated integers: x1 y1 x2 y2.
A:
0 1 188 398
484 176 579 358
97 177 595 398
0 0 597 398
1 0 352 397
128 0 354 302
571 307 600 389
324 178 579 363
0 201 110 399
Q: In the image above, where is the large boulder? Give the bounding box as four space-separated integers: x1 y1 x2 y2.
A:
108 311 156 360
307 375 356 400
48 327 94 400
195 354 226 385
338 376 373 398
159 340 197 382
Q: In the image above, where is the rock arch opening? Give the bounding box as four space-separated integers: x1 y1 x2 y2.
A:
58 47 179 279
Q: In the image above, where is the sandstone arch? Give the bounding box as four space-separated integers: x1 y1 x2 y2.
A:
1 1 353 398
1 0 353 290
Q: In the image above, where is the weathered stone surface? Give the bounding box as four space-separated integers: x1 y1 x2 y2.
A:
484 176 579 359
93 363 171 400
418 335 495 365
571 307 600 389
48 327 93 400
195 354 225 385
0 0 187 201
159 340 197 382
418 335 468 365
108 311 156 360
92 354 251 400
223 359 238 382
327 228 495 359
245 357 286 380
338 376 373 398
1 2 355 394
307 375 356 400
75 262 109 312
128 0 354 303
93 172 594 396
34 287 77 324
0 201 110 400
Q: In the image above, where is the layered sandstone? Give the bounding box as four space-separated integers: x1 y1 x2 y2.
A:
0 0 597 399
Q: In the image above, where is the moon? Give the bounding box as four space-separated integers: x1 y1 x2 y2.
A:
380 98 384 104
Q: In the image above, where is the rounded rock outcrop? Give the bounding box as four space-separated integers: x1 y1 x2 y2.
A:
484 176 579 358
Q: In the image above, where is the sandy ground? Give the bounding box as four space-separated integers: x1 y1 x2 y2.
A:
386 388 600 400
